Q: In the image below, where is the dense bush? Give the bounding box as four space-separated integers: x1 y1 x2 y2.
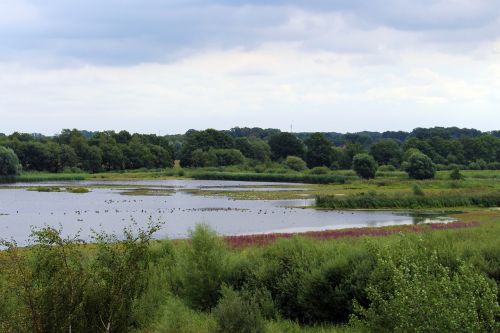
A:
308 166 330 175
213 286 265 333
0 221 161 333
284 156 307 172
1 222 500 332
175 225 228 311
352 244 499 332
406 152 435 179
377 164 396 172
352 153 377 179
0 146 21 176
450 167 464 180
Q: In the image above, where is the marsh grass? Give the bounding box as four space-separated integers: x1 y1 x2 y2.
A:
316 192 500 209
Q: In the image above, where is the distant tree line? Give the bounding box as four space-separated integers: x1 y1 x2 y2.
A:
1 126 500 176
0 129 174 174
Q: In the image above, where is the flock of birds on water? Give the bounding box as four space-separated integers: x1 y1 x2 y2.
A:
1 188 318 225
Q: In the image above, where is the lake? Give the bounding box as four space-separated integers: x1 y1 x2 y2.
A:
0 179 455 244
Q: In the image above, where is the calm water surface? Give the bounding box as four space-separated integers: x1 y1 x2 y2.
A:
0 180 454 244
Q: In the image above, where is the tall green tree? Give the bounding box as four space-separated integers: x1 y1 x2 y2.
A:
0 146 21 176
305 133 333 168
369 139 402 166
268 133 305 161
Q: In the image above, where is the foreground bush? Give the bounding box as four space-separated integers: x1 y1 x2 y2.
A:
0 222 161 333
175 225 228 311
352 243 499 332
213 286 265 333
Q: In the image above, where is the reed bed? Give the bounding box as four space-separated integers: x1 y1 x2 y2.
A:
316 192 500 209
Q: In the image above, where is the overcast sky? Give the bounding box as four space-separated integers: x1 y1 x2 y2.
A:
1 0 499 135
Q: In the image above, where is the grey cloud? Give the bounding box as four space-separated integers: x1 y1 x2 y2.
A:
1 0 499 65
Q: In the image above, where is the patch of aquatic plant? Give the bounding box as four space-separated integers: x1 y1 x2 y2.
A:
191 171 354 184
66 187 90 194
120 188 175 196
316 191 500 209
27 186 63 192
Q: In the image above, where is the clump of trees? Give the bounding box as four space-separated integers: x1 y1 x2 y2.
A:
0 129 174 173
352 153 378 179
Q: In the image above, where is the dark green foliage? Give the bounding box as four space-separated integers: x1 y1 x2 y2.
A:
268 132 305 160
235 137 271 162
407 152 436 179
284 155 307 171
191 171 350 184
180 129 234 167
0 146 21 176
339 143 365 169
370 139 402 166
316 192 500 209
298 249 376 324
210 148 245 166
213 286 265 333
304 133 333 168
352 153 378 179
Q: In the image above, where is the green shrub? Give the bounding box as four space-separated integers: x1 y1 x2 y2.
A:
284 156 308 172
213 286 265 333
406 152 435 180
352 153 377 179
309 166 331 175
176 225 228 311
152 296 216 333
298 249 376 324
352 244 499 332
377 164 396 172
449 167 464 180
412 184 425 196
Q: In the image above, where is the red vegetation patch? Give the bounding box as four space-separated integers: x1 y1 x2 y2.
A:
224 221 481 248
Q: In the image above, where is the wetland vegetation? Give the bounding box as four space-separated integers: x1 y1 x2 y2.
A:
1 126 499 332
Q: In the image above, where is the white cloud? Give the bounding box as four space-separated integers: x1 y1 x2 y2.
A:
1 41 498 134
